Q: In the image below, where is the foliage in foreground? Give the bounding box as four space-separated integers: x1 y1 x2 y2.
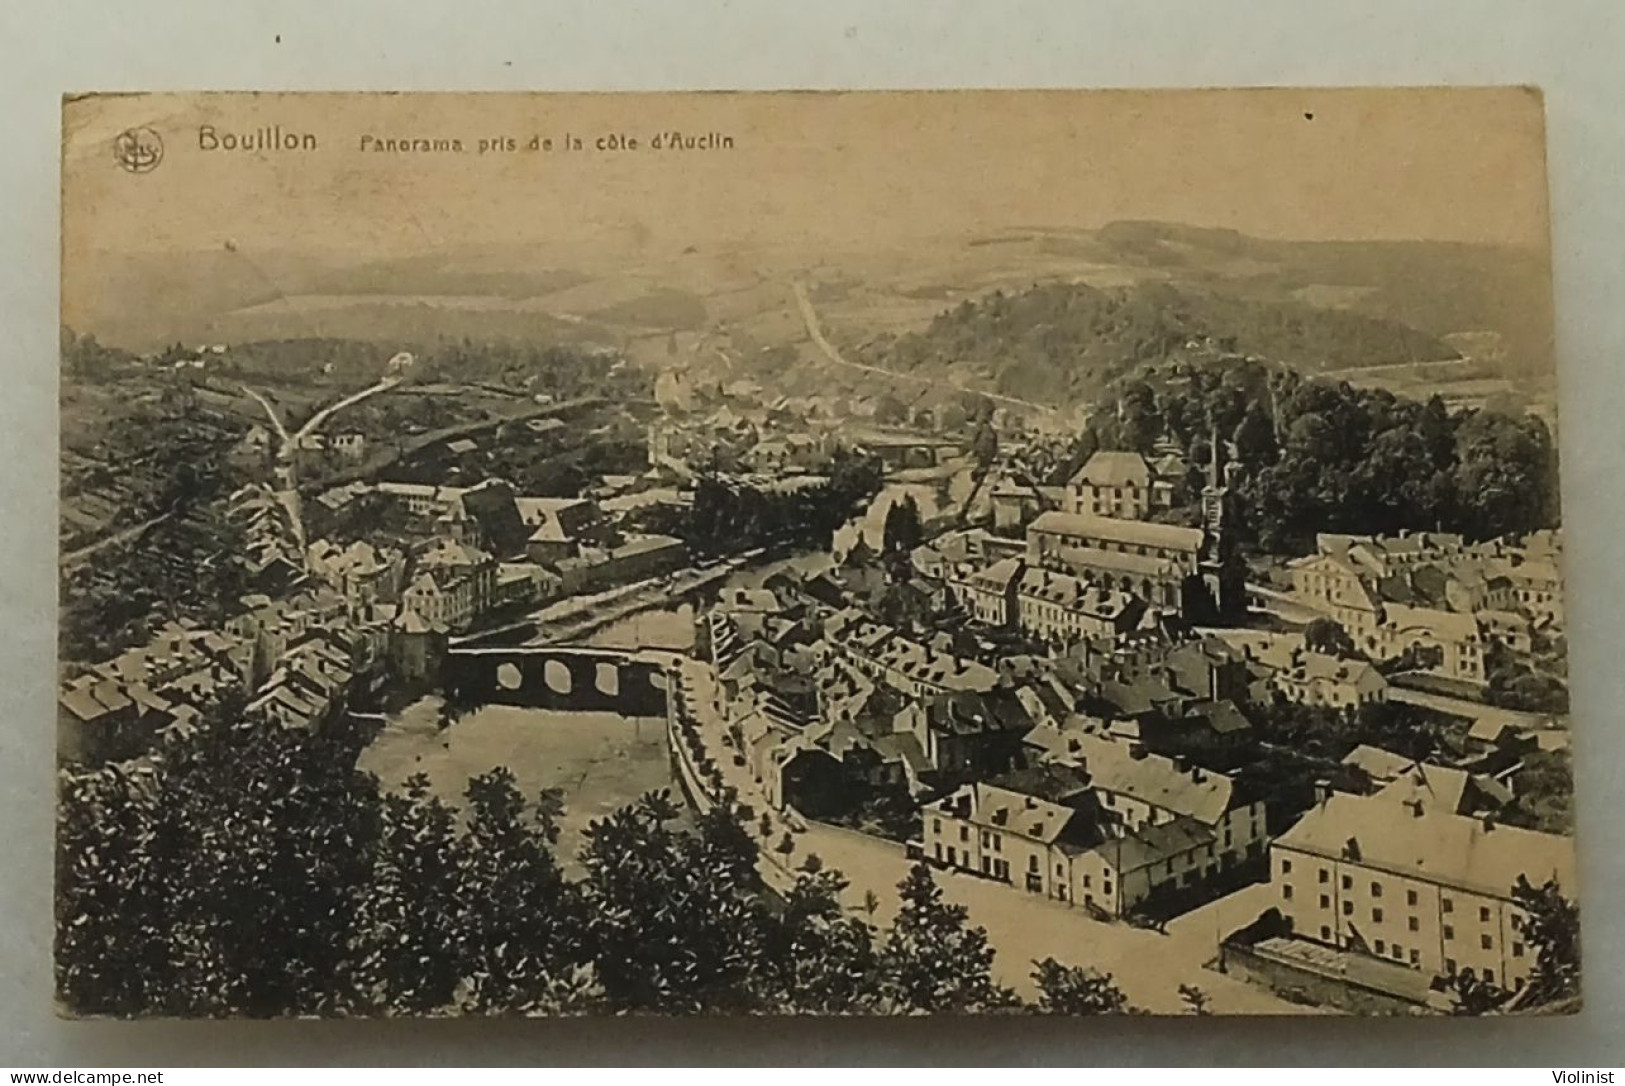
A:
58 711 1134 1017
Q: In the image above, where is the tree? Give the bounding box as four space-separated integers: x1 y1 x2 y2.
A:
882 495 924 556
1031 958 1135 1015
764 868 882 1013
454 771 589 1014
352 775 465 1014
1448 969 1509 1016
578 793 772 1013
971 423 999 468
1512 876 1580 1008
1303 617 1358 658
876 863 1017 1013
1178 983 1212 1016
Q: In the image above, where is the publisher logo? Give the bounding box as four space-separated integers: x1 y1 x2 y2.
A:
113 127 164 173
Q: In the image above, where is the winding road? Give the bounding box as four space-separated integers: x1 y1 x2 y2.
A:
241 374 403 551
791 281 1058 417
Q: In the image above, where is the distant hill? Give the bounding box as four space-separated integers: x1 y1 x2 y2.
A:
1083 221 1553 380
872 279 1460 406
66 222 1552 396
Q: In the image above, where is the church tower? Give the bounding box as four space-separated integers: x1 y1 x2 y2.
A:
1199 426 1244 619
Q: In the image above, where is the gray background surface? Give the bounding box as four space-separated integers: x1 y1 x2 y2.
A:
3 0 1622 1066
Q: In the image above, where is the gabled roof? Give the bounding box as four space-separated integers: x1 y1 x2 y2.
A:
1068 450 1153 489
1030 511 1203 553
1275 792 1574 902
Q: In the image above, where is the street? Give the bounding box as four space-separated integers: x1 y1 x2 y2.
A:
674 657 1313 1015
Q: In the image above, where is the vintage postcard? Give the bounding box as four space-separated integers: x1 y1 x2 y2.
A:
57 89 1576 1018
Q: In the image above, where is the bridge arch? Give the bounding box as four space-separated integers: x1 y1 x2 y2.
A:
442 645 667 717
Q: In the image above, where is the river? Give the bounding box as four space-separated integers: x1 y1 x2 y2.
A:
358 695 682 875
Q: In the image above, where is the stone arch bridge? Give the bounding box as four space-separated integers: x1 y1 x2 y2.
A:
442 644 680 717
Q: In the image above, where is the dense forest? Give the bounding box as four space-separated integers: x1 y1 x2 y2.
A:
868 281 1458 405
1074 357 1558 551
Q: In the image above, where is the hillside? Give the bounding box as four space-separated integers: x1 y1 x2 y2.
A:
866 280 1459 406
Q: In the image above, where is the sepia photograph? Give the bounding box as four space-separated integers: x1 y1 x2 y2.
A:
56 88 1576 1019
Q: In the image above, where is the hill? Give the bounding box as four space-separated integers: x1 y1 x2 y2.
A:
867 279 1459 406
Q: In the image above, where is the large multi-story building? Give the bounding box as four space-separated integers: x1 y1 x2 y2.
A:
1269 791 1575 993
1027 511 1202 610
1065 450 1174 521
927 734 1268 917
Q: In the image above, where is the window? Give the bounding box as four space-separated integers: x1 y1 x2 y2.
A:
1480 906 1491 923
947 847 956 865
1342 875 1353 890
981 831 990 848
1375 939 1386 954
1513 942 1525 958
1282 859 1293 874
1320 926 1332 941
1028 855 1039 872
1370 882 1382 898
1319 894 1330 909
993 836 1001 853
1408 917 1419 932
1083 875 1092 888
1372 908 1383 923
1443 897 1454 914
1342 901 1353 916
1481 934 1494 951
1282 885 1294 901
934 843 942 861
1446 958 1457 974
1407 889 1418 906
1444 925 1454 940
933 819 941 834
960 826 969 842
1410 949 1421 965
1319 868 1330 884
1392 945 1404 961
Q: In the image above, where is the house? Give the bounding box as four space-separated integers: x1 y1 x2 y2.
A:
552 534 686 596
1286 551 1386 647
1013 564 1146 644
306 539 405 609
1270 651 1389 708
892 688 1034 778
926 741 1265 918
1065 450 1173 520
517 496 606 563
332 432 366 460
1270 791 1575 994
947 556 1024 626
989 474 1044 531
924 765 1101 898
1378 604 1487 684
400 538 498 630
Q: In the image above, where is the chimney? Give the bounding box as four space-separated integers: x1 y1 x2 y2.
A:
1172 755 1189 773
1313 778 1332 805
1482 815 1496 833
1129 744 1148 761
1192 767 1205 783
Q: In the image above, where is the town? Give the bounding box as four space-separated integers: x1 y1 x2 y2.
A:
56 315 1577 1018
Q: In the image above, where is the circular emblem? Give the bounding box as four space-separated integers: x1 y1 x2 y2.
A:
113 127 164 173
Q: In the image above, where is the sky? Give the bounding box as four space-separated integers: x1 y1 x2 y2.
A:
61 87 1553 266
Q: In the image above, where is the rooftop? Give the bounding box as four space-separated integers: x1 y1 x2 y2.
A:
1274 792 1575 902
